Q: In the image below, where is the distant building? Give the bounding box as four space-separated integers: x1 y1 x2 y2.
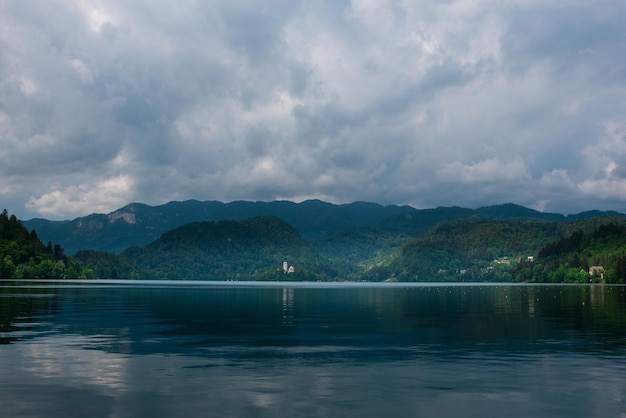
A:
288 266 295 274
283 261 288 273
589 266 604 279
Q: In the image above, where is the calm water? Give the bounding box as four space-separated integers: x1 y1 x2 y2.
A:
1 281 625 418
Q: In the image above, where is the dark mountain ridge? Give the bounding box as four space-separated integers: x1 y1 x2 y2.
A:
23 200 625 255
23 199 417 254
9 203 626 282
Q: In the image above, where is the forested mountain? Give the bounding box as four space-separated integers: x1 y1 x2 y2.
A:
22 200 625 256
362 216 626 283
0 210 91 279
8 203 626 282
364 218 566 282
376 206 475 235
473 203 565 221
23 200 416 254
121 216 336 280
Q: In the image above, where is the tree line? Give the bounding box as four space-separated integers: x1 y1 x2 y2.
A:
513 222 626 283
3 207 626 283
0 209 92 279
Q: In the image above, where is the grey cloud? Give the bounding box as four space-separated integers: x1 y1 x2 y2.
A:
611 164 626 179
292 102 365 144
503 4 624 61
217 3 293 65
1 0 626 219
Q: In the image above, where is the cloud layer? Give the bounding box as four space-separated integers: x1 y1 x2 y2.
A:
2 0 626 219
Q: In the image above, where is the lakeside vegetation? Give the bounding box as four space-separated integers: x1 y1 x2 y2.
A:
363 218 564 282
514 221 626 283
2 204 626 283
363 217 626 284
0 210 93 279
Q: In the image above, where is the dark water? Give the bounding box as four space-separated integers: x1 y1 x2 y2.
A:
1 281 625 418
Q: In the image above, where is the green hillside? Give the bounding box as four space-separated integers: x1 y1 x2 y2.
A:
122 216 336 280
12 201 626 283
0 210 90 279
73 250 142 280
364 216 626 283
365 218 567 282
514 221 626 283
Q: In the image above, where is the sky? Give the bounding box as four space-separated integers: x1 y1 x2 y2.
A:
1 0 626 220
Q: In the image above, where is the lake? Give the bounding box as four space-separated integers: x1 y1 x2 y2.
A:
1 280 625 417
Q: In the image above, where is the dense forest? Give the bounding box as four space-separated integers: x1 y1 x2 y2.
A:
363 217 626 283
0 210 92 279
4 205 626 283
311 226 412 279
514 222 626 283
73 250 142 280
363 219 565 282
121 216 337 281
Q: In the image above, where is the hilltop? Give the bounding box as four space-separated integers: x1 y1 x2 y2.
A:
121 216 334 281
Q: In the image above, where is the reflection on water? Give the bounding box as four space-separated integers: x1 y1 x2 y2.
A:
282 287 294 324
1 281 626 418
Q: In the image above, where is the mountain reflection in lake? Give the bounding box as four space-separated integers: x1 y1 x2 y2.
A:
1 281 625 418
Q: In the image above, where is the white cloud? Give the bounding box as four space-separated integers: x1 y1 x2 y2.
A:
579 177 626 201
74 0 116 33
70 59 94 84
576 122 626 201
26 176 135 217
539 170 577 192
582 122 626 168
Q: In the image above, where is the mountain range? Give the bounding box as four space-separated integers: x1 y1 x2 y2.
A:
23 200 625 255
4 200 625 282
24 199 414 254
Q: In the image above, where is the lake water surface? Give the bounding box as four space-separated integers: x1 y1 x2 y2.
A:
1 280 625 417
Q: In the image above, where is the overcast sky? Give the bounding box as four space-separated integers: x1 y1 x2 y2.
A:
1 0 626 220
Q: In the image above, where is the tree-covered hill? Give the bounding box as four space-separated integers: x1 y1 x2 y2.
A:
24 199 416 254
308 205 626 281
121 216 337 280
473 203 564 221
0 210 90 279
8 206 626 283
363 216 626 283
514 221 626 283
22 199 625 256
364 218 568 282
